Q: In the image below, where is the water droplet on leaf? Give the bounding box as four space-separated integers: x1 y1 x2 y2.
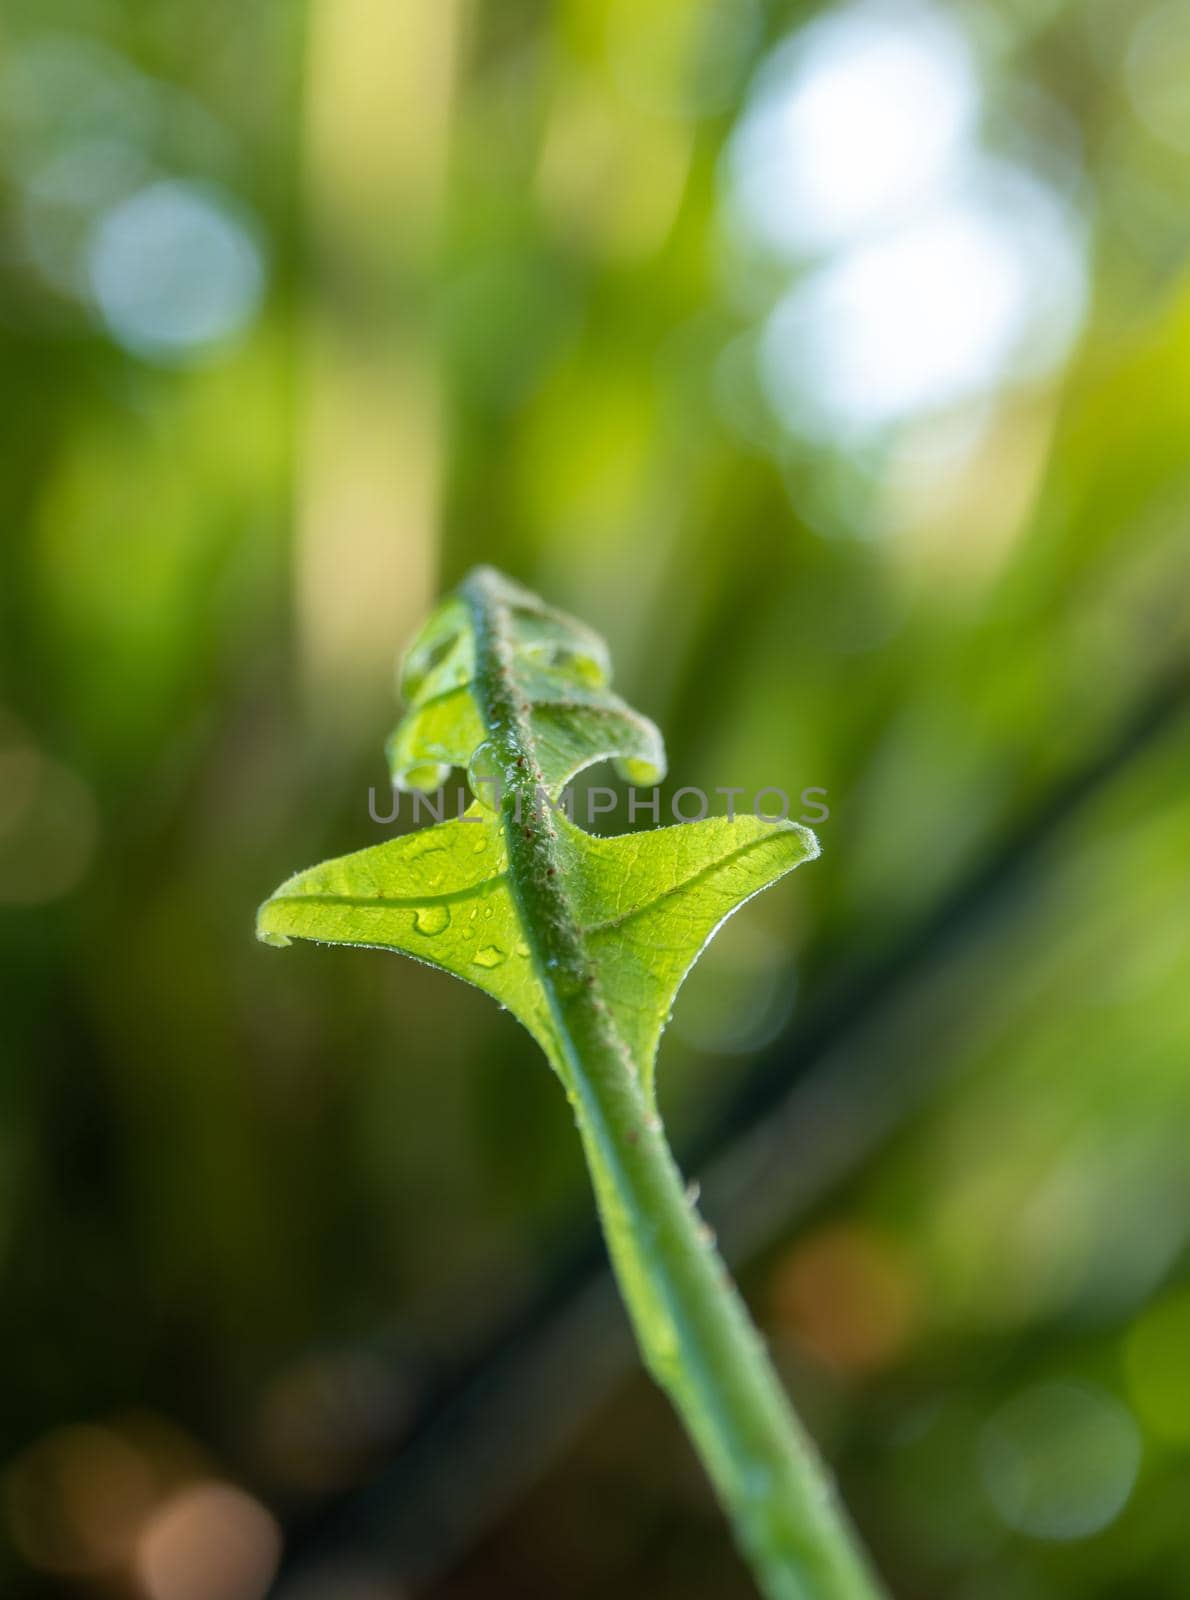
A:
617 755 665 786
467 742 505 811
473 945 506 968
414 905 450 936
399 761 452 791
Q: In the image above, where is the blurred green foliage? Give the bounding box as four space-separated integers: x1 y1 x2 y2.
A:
1 0 1189 1596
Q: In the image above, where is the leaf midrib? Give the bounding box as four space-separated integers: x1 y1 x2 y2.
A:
270 830 800 938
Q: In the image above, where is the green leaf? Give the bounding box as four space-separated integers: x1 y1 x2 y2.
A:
567 814 817 1093
257 568 818 1094
386 569 665 795
257 807 816 1095
257 570 879 1600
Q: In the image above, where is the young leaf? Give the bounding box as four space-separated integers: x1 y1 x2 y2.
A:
258 568 881 1600
259 568 817 1094
257 809 817 1101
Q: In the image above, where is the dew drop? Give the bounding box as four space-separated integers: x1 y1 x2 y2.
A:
400 761 453 791
553 645 608 686
467 741 505 811
473 945 506 969
408 836 446 858
515 941 530 958
617 755 665 786
413 905 450 936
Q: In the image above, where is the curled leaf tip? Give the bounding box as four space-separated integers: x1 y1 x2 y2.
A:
258 569 822 1093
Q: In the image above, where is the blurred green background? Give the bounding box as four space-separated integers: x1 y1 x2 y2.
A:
2 0 1189 1596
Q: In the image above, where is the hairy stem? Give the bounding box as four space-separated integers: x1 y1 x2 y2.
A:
462 568 882 1600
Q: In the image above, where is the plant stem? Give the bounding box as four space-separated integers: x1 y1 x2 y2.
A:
571 1023 880 1600
463 569 884 1600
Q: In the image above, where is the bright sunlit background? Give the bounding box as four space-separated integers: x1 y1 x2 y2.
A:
2 0 1190 1597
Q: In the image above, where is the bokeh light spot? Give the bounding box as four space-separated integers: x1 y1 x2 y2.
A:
1123 1291 1190 1443
88 180 265 363
0 34 156 160
726 1 977 257
759 165 1086 440
769 1223 917 1376
253 1350 411 1495
3 1424 156 1576
20 135 151 297
0 718 97 905
136 1482 281 1600
979 1381 1141 1541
